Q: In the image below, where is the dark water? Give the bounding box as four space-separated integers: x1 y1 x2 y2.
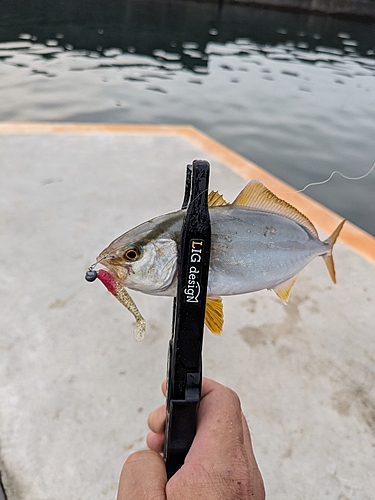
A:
1 0 375 235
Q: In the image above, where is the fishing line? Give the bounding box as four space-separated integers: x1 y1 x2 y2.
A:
171 161 375 211
85 256 108 281
295 161 375 193
192 161 375 201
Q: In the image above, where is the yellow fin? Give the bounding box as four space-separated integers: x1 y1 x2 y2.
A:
232 180 319 238
204 297 224 335
272 276 298 303
322 219 346 284
208 190 229 207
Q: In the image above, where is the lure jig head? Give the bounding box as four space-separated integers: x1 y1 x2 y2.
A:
85 269 98 282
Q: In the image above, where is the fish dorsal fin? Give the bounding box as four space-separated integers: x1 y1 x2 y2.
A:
208 190 229 207
205 297 224 335
231 179 319 238
272 275 298 303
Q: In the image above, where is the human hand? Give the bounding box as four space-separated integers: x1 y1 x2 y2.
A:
117 378 265 499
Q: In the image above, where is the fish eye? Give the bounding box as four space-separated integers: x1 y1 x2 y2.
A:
123 246 141 262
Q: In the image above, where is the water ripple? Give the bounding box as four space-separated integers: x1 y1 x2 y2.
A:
0 24 374 234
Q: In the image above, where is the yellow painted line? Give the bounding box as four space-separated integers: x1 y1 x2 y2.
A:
0 122 188 135
1 122 375 262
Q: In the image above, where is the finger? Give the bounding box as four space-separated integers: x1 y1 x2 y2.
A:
161 379 167 397
117 450 166 500
161 378 230 404
161 378 217 400
160 378 248 460
160 378 251 458
148 404 166 434
241 413 258 463
147 431 165 454
186 378 249 463
166 378 265 499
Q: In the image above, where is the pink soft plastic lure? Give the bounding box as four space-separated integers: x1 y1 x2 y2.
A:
86 268 146 341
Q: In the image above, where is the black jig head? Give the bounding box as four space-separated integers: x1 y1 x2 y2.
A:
85 269 98 282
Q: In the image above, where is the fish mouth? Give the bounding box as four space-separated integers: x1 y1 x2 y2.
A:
95 254 129 283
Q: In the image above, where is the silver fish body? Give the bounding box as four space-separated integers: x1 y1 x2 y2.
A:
208 207 329 296
99 206 335 297
96 180 345 335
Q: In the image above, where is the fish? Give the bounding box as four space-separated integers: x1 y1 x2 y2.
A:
93 179 345 338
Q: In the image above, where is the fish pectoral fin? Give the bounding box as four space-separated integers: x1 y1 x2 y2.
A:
208 190 229 207
322 219 346 284
231 180 319 237
205 296 224 335
272 276 298 303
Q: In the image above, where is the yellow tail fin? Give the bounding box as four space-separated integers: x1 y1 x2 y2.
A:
322 219 346 284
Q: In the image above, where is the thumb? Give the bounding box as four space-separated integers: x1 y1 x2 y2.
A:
117 450 167 500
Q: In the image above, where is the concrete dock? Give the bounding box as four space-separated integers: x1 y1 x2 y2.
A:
1 123 374 500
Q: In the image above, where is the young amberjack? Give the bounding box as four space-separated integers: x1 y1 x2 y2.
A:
95 180 345 337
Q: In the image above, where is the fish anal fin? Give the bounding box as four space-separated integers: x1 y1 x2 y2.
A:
273 276 298 304
205 296 224 335
322 219 346 284
208 190 229 207
232 180 319 238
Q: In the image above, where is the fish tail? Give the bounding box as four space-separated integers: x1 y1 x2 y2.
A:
322 219 346 284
